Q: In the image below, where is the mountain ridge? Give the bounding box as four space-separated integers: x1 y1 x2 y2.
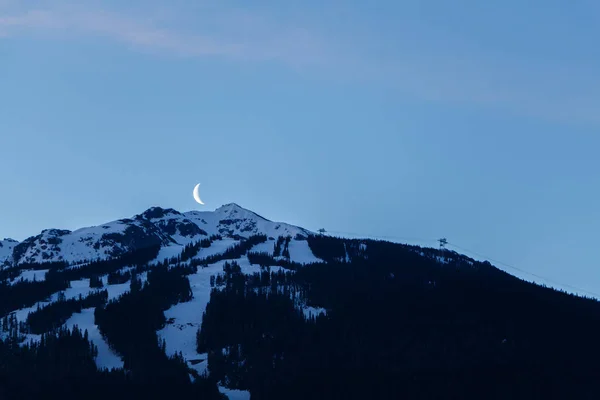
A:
1 203 311 268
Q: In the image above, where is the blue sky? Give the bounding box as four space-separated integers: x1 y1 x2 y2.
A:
2 0 600 296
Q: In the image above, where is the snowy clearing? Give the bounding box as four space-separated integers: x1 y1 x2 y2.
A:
288 240 322 264
65 308 123 370
249 239 275 255
151 244 184 264
105 281 131 301
195 239 240 261
10 269 48 284
218 386 251 400
157 257 262 371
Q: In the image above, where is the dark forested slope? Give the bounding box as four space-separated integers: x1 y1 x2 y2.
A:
1 221 599 399
197 235 600 399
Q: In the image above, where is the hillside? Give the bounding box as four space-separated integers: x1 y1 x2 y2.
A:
1 204 599 399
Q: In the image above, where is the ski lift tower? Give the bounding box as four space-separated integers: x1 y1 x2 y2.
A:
318 228 327 235
438 238 447 252
438 238 448 263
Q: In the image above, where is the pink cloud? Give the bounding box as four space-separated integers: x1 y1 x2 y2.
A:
3 3 600 125
0 6 330 66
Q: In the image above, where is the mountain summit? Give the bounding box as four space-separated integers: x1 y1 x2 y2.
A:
2 204 311 267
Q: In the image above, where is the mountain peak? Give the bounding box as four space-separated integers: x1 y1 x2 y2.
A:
214 203 269 222
216 203 244 211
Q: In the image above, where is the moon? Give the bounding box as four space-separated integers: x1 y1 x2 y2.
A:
192 183 205 205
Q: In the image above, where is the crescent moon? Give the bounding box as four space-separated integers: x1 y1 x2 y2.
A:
193 183 205 205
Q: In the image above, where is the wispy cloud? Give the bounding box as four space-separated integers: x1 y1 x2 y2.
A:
3 2 600 126
0 4 329 67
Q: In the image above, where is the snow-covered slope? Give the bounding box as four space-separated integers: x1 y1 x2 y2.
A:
5 203 313 267
11 219 172 266
0 238 18 267
184 203 310 240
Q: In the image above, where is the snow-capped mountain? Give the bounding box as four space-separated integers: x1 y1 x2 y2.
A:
4 203 311 267
1 202 324 390
2 203 596 400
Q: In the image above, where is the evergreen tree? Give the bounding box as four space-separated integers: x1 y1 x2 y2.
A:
89 275 103 288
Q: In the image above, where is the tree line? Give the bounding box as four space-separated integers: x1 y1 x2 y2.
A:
26 290 108 334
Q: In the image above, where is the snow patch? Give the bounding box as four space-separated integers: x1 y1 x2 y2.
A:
249 239 275 255
288 240 323 264
106 281 131 301
197 239 240 260
151 244 184 265
9 269 48 285
302 306 327 319
0 239 18 266
64 308 123 370
218 386 251 400
436 256 449 265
